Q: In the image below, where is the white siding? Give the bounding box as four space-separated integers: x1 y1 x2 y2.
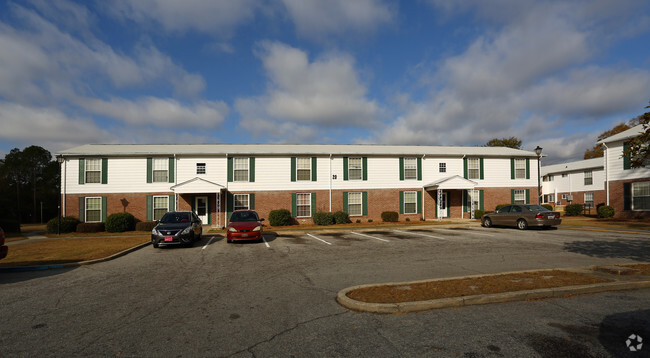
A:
605 140 650 181
177 157 227 187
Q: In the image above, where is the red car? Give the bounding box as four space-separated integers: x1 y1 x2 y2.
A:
0 226 8 260
226 210 264 243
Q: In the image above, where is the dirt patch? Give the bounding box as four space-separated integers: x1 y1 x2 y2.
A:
346 270 612 304
623 264 650 275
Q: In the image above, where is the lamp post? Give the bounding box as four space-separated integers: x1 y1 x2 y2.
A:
534 146 543 205
57 155 64 235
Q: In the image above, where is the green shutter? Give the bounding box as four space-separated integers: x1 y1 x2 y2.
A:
510 190 515 204
362 157 368 181
623 142 631 170
311 193 316 216
417 191 422 214
168 157 175 183
291 157 296 182
169 195 175 212
525 158 530 179
399 157 404 181
249 157 255 182
463 158 468 179
227 157 233 182
480 190 484 211
510 158 515 180
526 189 530 204
101 158 108 184
343 192 348 213
249 193 255 210
146 195 153 221
146 158 153 183
311 157 317 181
417 157 422 180
227 192 234 220
79 158 85 185
343 157 349 181
624 183 631 210
479 158 484 180
399 191 404 214
291 193 297 217
101 197 107 222
362 192 368 216
79 197 85 222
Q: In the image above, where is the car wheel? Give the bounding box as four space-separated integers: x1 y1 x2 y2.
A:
152 241 159 249
517 219 528 230
482 217 492 228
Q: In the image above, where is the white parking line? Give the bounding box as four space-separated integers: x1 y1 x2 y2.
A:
306 233 333 245
202 237 215 250
432 228 495 237
350 232 390 242
262 236 270 248
393 229 450 241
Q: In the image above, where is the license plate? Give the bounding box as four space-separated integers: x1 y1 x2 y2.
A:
548 215 555 219
164 236 173 242
241 234 248 238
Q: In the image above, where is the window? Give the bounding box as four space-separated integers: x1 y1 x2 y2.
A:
233 157 249 182
584 192 594 209
632 182 650 210
348 192 362 216
545 194 555 203
86 197 102 222
561 194 568 200
513 189 526 204
153 196 168 221
296 193 311 217
439 163 446 173
466 191 480 212
85 158 101 183
404 158 417 180
403 191 417 214
152 158 168 182
196 163 206 175
514 158 526 179
234 194 249 211
584 171 593 185
296 157 311 181
348 157 362 180
467 158 480 179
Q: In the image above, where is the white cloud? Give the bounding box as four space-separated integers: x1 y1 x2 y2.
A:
79 97 229 129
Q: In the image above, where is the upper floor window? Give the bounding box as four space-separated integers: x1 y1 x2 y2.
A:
233 157 249 182
196 163 206 175
403 158 417 180
348 157 363 180
584 171 593 185
467 158 480 180
152 158 169 182
514 159 526 179
85 158 101 184
296 157 311 181
439 163 446 173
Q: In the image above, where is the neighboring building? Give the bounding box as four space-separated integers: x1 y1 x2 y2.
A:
541 158 605 210
56 144 541 226
597 125 650 218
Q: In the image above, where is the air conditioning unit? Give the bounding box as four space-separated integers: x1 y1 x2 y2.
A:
567 195 573 202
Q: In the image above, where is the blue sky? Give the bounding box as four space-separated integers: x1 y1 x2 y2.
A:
1 0 649 164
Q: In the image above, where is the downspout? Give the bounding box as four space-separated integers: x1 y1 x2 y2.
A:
422 154 426 220
461 155 466 219
603 143 609 205
63 157 67 216
174 153 178 211
329 154 332 212
225 153 229 227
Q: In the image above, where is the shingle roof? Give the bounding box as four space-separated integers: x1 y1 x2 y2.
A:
597 124 645 144
541 157 603 176
56 144 539 157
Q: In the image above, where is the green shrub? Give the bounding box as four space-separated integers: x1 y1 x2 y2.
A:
597 205 615 218
0 219 21 233
46 216 80 234
356 219 361 224
76 222 105 233
269 209 293 226
333 211 350 224
474 209 484 219
368 219 373 223
405 218 410 222
105 212 135 233
135 221 158 231
495 204 510 211
565 204 583 216
381 211 399 222
542 204 553 211
313 212 334 226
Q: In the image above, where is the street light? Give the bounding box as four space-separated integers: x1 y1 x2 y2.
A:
57 155 64 235
534 146 543 205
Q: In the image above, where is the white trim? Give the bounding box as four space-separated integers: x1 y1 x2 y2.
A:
152 195 169 221
296 193 311 218
85 196 102 223
403 191 417 215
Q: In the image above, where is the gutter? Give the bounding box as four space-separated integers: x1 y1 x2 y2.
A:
603 143 609 205
329 154 332 212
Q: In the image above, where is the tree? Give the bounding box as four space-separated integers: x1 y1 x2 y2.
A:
624 102 650 168
485 137 522 149
584 123 631 159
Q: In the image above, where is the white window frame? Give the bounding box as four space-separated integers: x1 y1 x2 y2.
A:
153 195 169 221
513 189 526 204
632 181 650 211
468 158 480 180
296 193 311 217
584 171 593 186
85 158 101 184
403 191 417 214
584 192 594 209
296 157 311 181
348 157 363 181
152 158 169 183
561 194 568 200
85 197 102 223
439 163 446 173
196 163 206 175
233 157 249 182
514 158 526 179
234 194 250 211
348 192 363 216
404 158 417 180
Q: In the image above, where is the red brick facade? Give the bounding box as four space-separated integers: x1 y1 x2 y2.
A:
609 179 650 219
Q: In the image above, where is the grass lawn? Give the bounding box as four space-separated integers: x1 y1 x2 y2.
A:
0 236 149 267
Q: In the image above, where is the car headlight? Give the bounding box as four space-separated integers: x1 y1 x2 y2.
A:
253 226 261 232
152 228 160 235
228 227 237 232
181 226 192 234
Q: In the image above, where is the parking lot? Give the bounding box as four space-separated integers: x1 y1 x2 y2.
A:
2 224 649 357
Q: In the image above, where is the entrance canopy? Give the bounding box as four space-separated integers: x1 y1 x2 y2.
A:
424 175 477 191
170 177 225 194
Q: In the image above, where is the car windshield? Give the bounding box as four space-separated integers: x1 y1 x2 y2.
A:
160 212 192 223
230 211 259 222
524 205 550 212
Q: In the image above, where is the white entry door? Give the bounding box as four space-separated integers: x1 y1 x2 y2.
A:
195 196 209 224
438 192 449 218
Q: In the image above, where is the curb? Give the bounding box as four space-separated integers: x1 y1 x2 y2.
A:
336 269 650 314
0 242 151 273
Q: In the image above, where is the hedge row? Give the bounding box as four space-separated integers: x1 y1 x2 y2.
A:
45 212 154 234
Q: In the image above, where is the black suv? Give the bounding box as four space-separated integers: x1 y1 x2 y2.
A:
151 211 202 248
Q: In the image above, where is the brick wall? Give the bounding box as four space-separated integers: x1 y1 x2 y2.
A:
609 179 650 219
